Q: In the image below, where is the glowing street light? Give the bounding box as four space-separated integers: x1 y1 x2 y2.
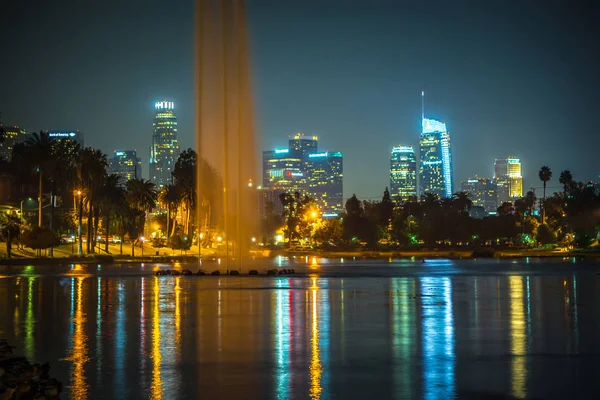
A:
140 236 145 256
217 236 222 242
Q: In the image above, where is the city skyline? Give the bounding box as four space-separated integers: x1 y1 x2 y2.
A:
1 0 598 200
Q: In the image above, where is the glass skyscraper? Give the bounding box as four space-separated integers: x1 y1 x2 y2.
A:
262 134 343 215
390 145 417 202
0 124 26 161
461 177 497 213
494 157 523 205
305 151 343 214
150 101 179 188
419 117 453 198
109 150 142 183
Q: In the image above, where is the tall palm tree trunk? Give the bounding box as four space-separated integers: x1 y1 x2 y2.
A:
166 204 170 240
38 170 43 227
542 182 547 224
105 212 110 253
49 189 55 257
87 201 93 253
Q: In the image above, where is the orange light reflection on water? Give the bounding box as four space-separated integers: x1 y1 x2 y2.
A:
150 277 163 399
309 279 322 399
67 277 89 399
509 276 526 399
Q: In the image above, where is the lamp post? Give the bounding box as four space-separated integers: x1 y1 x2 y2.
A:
140 236 145 256
20 198 32 221
76 190 83 256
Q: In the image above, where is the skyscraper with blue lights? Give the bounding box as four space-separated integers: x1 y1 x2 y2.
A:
419 92 453 198
150 101 179 188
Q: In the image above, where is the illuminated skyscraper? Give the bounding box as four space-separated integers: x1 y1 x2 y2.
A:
262 134 343 214
150 101 179 188
494 157 523 205
46 130 84 147
262 148 306 193
461 177 497 213
305 151 343 214
418 92 453 198
390 145 417 202
289 133 318 155
109 150 142 182
0 124 26 161
419 118 453 198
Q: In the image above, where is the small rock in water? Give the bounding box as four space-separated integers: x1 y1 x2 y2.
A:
210 270 220 276
248 270 258 275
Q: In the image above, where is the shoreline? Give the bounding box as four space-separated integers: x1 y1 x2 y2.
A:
0 248 598 266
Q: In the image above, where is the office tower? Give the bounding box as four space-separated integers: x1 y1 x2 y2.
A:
262 134 344 215
46 130 84 147
419 118 453 198
109 150 142 182
0 124 26 160
150 100 180 188
419 92 453 198
305 151 343 214
461 177 497 213
289 133 318 155
262 148 306 193
390 145 417 202
494 157 523 205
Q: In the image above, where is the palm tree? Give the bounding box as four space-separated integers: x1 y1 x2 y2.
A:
524 190 537 215
559 170 573 199
0 213 22 259
77 148 108 253
45 139 80 256
97 174 125 253
452 191 472 214
538 166 552 223
25 131 54 228
158 184 181 238
126 178 158 243
420 192 439 214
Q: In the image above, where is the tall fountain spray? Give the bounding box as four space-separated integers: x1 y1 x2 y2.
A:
195 0 258 270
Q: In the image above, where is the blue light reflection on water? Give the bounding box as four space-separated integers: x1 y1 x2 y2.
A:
421 277 455 400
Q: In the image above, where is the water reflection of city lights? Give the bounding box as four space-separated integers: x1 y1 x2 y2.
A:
309 285 322 399
150 277 163 399
24 277 35 360
509 276 527 399
421 277 455 400
66 277 90 399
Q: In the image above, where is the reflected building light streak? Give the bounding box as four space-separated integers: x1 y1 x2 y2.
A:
96 277 103 377
573 276 579 353
150 277 163 399
421 277 455 400
509 276 527 399
139 277 146 382
175 277 182 351
274 280 291 399
309 283 322 399
25 277 35 360
66 277 89 399
115 281 127 398
391 278 414 397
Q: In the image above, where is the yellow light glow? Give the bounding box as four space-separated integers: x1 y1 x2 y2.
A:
509 276 526 399
217 236 222 242
150 277 163 399
311 211 317 218
68 277 89 399
309 284 322 399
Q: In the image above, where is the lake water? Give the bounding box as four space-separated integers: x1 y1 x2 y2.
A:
1 258 600 399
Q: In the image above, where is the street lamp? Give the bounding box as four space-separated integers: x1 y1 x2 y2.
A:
75 190 83 256
140 236 145 256
20 198 32 220
198 232 204 260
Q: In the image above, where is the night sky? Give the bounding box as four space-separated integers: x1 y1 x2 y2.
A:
1 0 598 200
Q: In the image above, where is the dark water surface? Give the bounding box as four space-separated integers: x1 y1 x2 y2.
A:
1 258 600 399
